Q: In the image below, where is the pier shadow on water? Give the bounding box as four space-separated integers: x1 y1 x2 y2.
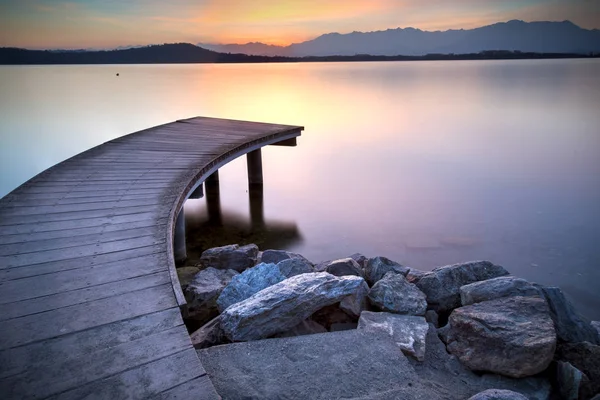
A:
183 181 303 265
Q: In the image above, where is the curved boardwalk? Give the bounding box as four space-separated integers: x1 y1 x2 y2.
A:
0 117 303 399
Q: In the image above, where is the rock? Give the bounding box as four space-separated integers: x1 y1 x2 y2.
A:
311 304 357 331
536 285 600 344
339 280 369 318
406 268 428 284
176 266 200 290
349 253 368 269
220 272 366 341
261 249 312 265
593 321 600 340
276 258 313 278
437 324 450 344
364 256 410 285
274 319 327 338
556 341 600 399
425 310 439 328
368 272 427 316
556 361 586 400
468 389 528 400
446 296 556 378
216 263 286 312
183 267 238 324
358 311 429 361
190 316 229 349
415 260 510 312
460 276 541 306
477 375 552 400
321 258 363 277
330 322 358 332
200 244 259 272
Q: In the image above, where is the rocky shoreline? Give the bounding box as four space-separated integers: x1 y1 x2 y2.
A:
177 244 600 400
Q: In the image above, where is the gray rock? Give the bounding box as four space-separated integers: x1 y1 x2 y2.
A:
368 272 427 316
339 280 370 318
556 361 585 400
358 311 429 361
276 258 313 278
536 285 600 344
200 244 259 272
425 310 439 328
274 319 327 338
364 256 410 285
176 266 200 290
415 260 510 312
460 276 541 306
349 253 368 269
261 249 312 265
406 268 428 284
593 321 600 340
183 267 238 324
468 389 528 400
216 263 286 312
322 258 363 277
446 296 556 378
190 316 228 349
556 341 600 399
220 272 366 341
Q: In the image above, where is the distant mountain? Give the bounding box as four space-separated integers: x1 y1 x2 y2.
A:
203 20 600 56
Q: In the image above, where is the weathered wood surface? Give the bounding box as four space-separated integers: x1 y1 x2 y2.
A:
0 117 303 399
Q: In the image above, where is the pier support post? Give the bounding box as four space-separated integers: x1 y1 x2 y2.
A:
249 184 265 229
206 170 219 184
246 149 263 187
205 175 223 226
174 208 187 263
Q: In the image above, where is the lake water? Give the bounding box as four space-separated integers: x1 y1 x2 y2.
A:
1 60 599 319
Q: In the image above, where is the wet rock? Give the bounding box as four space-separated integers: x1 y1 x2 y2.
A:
468 389 528 400
200 244 259 272
261 249 312 266
536 285 600 344
556 341 600 399
184 267 238 324
425 310 439 328
176 266 200 290
274 319 327 338
321 258 363 277
276 258 314 278
406 268 428 284
460 276 541 306
556 361 586 400
358 311 429 361
415 260 509 312
368 272 427 316
216 263 286 312
349 253 368 270
190 316 229 349
364 256 410 285
339 280 369 318
446 296 556 378
220 272 366 341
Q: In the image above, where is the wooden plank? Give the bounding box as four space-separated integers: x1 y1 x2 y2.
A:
0 199 166 217
0 308 183 380
0 271 171 320
46 349 210 400
0 283 177 349
153 375 219 400
1 326 191 399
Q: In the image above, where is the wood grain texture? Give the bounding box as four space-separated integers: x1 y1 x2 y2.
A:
0 117 302 399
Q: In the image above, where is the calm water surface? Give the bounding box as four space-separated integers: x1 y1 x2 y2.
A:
1 60 599 318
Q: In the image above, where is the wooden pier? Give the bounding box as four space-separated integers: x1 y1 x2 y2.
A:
0 117 303 399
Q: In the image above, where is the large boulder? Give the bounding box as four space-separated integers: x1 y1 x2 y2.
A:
261 249 312 266
216 263 286 312
406 268 428 284
199 244 259 272
556 361 587 400
364 256 410 286
415 261 509 312
468 389 528 400
358 311 429 361
460 276 541 306
184 267 239 324
339 280 370 318
368 272 427 316
276 258 313 278
593 321 600 340
556 341 600 399
220 272 366 341
446 296 556 378
535 285 600 344
190 316 229 349
349 253 368 270
321 258 363 277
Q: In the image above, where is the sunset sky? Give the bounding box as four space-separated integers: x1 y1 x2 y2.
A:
1 0 598 49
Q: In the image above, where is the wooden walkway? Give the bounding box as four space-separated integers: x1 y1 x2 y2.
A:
0 117 303 399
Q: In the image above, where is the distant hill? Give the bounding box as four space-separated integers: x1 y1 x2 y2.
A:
202 20 600 56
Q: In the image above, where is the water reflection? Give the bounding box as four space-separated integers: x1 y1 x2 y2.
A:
184 181 303 263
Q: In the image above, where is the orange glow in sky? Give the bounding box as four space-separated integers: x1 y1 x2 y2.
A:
0 0 598 49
